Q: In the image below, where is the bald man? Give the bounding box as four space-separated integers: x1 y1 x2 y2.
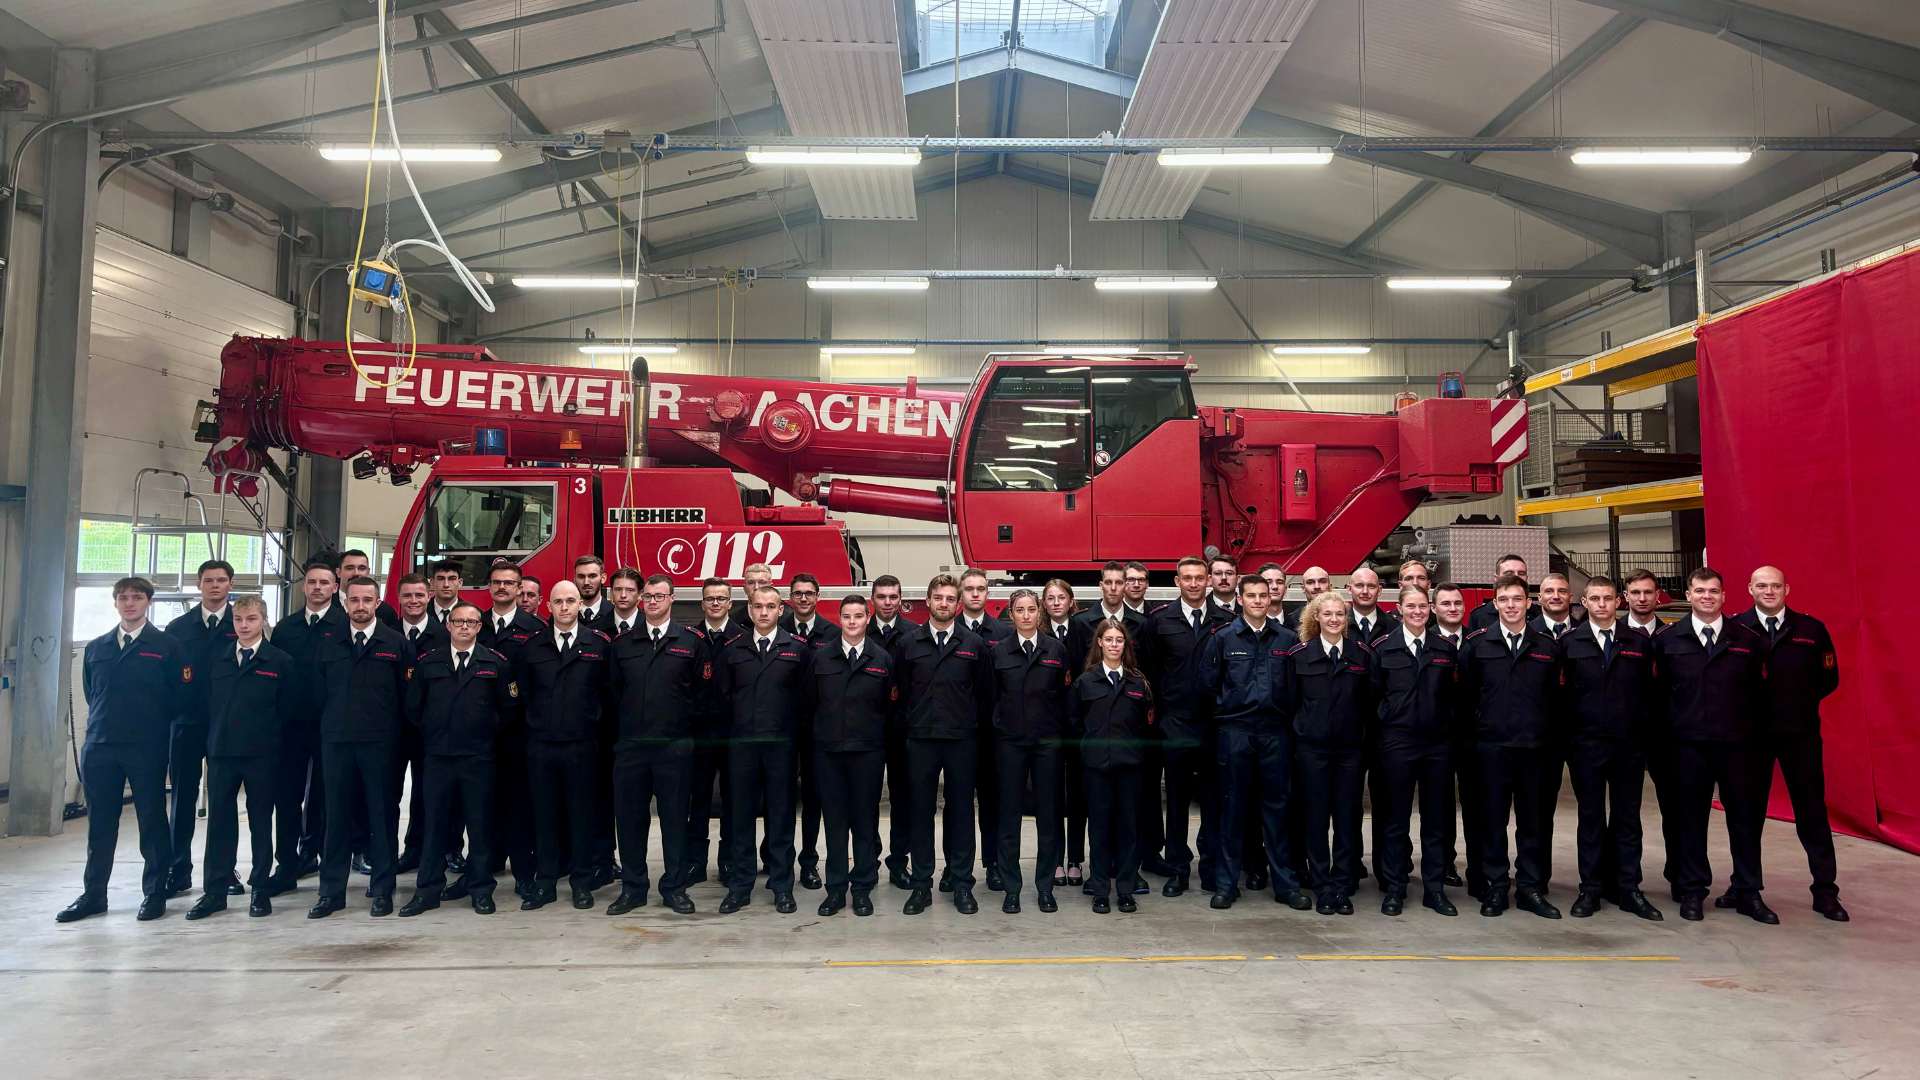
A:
1286 566 1331 626
519 580 612 909
1731 566 1846 920
1346 567 1397 644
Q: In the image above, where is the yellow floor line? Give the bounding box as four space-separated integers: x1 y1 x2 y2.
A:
826 953 1678 969
826 954 1249 968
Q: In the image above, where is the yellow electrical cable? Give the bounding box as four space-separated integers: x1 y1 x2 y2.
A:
611 157 639 572
343 0 419 391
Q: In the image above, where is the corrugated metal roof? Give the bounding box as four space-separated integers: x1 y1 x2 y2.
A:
1089 0 1319 221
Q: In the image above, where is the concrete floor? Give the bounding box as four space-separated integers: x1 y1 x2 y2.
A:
3 795 1915 1079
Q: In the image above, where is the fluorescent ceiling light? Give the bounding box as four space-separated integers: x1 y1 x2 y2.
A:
1571 148 1752 166
1039 346 1143 356
1093 276 1217 292
515 275 637 289
746 147 921 167
1022 420 1069 428
1158 147 1333 167
1022 405 1090 416
1386 277 1513 292
577 344 679 355
806 276 930 292
1045 366 1091 374
820 346 916 356
1272 345 1371 355
1091 376 1132 384
319 145 502 163
1007 436 1076 448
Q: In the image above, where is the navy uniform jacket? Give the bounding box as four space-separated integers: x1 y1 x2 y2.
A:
1205 596 1239 624
409 643 517 756
608 622 714 749
479 608 544 728
518 626 611 744
1043 618 1093 676
1140 600 1230 735
1072 605 1143 640
329 594 401 630
272 604 348 730
603 609 644 639
82 624 192 753
988 633 1072 744
165 606 233 730
1559 622 1657 745
316 622 412 743
869 618 911 658
1649 620 1766 743
206 640 295 758
809 638 897 753
895 623 992 741
959 613 1009 648
778 611 838 647
1345 608 1397 646
1528 611 1581 643
718 627 816 741
1459 624 1564 749
1731 608 1839 737
577 601 618 637
1368 629 1460 751
1288 637 1375 748
396 617 449 654
1198 617 1300 734
1071 667 1153 770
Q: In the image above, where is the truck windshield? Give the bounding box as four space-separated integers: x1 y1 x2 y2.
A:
414 481 556 583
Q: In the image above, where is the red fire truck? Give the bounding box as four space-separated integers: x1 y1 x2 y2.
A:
198 337 1526 607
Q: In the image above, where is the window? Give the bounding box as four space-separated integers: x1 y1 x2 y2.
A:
343 534 396 577
915 0 1121 67
1091 372 1193 473
71 516 282 643
414 482 556 583
966 372 1090 492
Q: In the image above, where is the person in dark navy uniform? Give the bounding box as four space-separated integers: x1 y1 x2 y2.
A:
1074 619 1154 913
1290 594 1374 916
162 559 236 898
1430 583 1472 893
566 554 618 892
1367 587 1461 916
427 560 464 627
1559 576 1663 921
57 577 192 924
399 602 518 916
869 574 916 891
1651 567 1774 924
265 560 345 895
1141 557 1230 898
478 559 543 899
686 578 737 886
987 589 1071 914
572 554 616 634
1736 565 1847 921
309 577 411 918
391 574 446 874
606 574 711 917
1459 574 1565 919
186 596 291 920
1199 575 1311 910
807 594 896 917
718 584 817 914
781 573 836 891
1205 556 1240 621
897 574 993 916
335 550 401 630
1042 579 1092 890
517 580 611 911
957 568 1011 893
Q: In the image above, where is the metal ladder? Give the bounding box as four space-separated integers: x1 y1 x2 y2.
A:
128 467 293 603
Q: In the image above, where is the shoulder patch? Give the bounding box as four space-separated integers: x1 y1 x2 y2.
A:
181 665 193 684
1465 628 1489 639
507 680 519 698
591 629 611 642
1286 642 1310 654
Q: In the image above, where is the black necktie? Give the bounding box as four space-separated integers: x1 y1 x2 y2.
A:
759 638 770 655
1765 615 1779 639
560 632 572 652
1445 633 1458 647
936 630 948 648
409 627 421 642
456 650 469 672
240 646 254 665
1357 618 1370 640
619 620 630 636
121 632 134 650
651 627 662 646
1055 624 1066 639
1702 626 1716 650
1412 637 1424 657
1108 669 1119 687
355 630 367 648
1329 645 1340 665
309 612 319 626
1023 639 1033 657
499 617 511 635
799 622 810 638
207 614 218 630
1550 622 1565 638
1507 632 1521 654
1601 627 1614 665
1191 610 1203 633
848 648 860 666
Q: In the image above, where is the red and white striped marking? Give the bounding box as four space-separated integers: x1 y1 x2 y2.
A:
1491 399 1528 466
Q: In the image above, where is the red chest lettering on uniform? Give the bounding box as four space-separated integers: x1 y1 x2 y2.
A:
374 651 399 660
863 666 888 676
580 652 601 660
1619 650 1644 659
137 651 165 659
475 669 498 678
1040 658 1062 667
1125 689 1145 699
668 647 694 657
1729 646 1753 654
955 650 977 659
253 669 280 678
1528 652 1553 661
1430 658 1452 666
1270 649 1287 657
1346 664 1367 673
778 651 799 660
1790 637 1817 645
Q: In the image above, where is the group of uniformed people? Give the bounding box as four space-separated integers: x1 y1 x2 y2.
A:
59 546 1847 926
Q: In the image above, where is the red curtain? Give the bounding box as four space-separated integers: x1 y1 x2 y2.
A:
1697 247 1920 854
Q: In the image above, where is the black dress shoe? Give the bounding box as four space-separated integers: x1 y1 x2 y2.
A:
1141 855 1176 878
521 887 553 912
185 894 227 920
775 892 798 914
1209 892 1235 910
938 869 954 893
852 893 874 917
985 867 1005 892
1037 892 1057 913
165 874 193 899
606 891 644 916
1117 895 1137 914
1131 874 1150 896
514 880 533 901
572 887 595 910
370 895 394 917
1335 896 1354 915
1516 890 1561 919
1381 895 1404 917
889 867 913 891
468 894 494 915
294 854 321 879
441 880 472 901
590 865 618 891
719 893 750 914
1092 896 1111 914
395 852 421 875
1443 870 1464 888
1052 867 1069 887
1569 893 1600 918
308 895 345 919
1277 888 1313 910
1619 891 1663 921
225 880 246 896
1002 893 1021 914
1163 872 1189 898
351 854 374 876
56 895 108 923
1714 892 1738 909
261 874 295 899
799 867 824 891
819 894 845 917
1480 898 1507 917
668 892 697 915
1245 870 1269 892
397 893 439 917
1735 895 1779 925
249 890 272 917
1813 896 1851 922
446 853 468 875
137 895 167 921
1423 893 1458 917
1679 897 1704 921
954 888 979 915
902 889 931 915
